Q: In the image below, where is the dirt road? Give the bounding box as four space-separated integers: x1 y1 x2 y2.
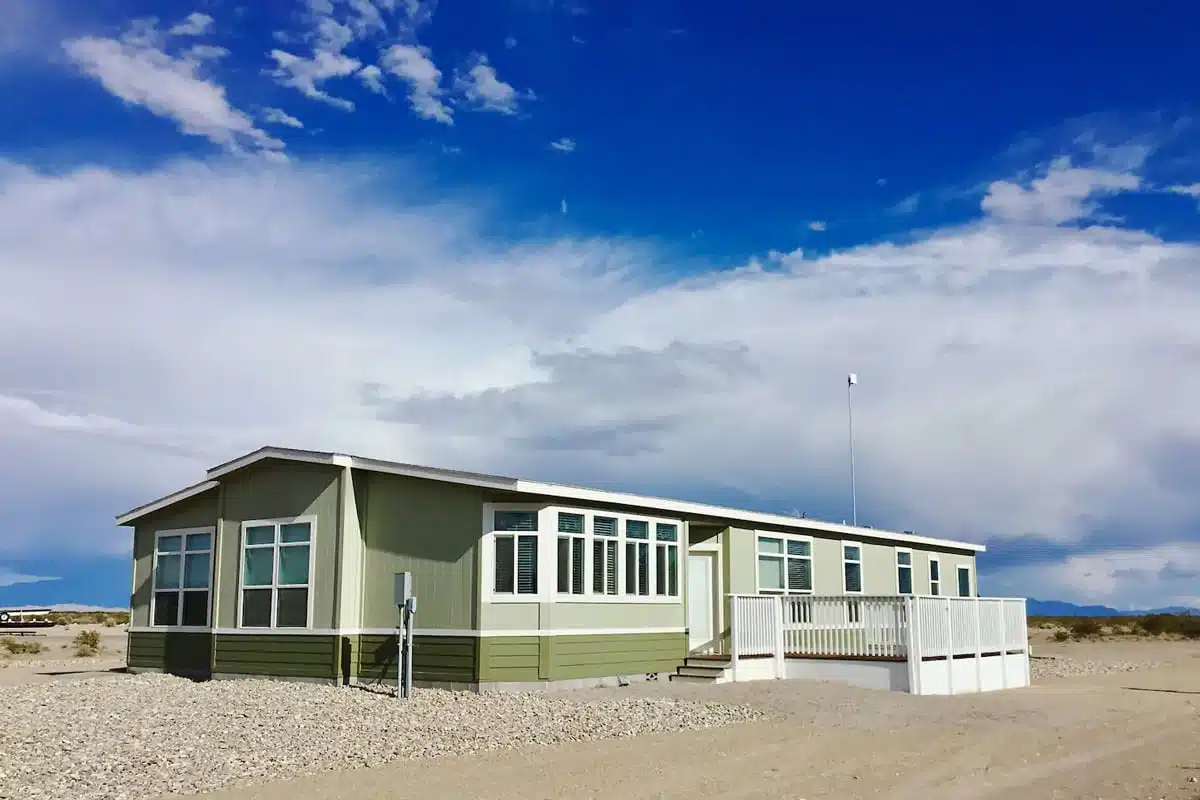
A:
182 642 1200 800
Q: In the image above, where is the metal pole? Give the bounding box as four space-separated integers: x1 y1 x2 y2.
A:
847 374 857 526
403 598 415 699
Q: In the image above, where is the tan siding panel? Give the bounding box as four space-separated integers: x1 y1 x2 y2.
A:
216 460 341 629
360 473 483 630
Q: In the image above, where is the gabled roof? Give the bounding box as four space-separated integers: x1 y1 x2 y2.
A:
117 445 986 553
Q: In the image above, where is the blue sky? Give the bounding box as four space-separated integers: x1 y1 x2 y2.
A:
1 0 1199 611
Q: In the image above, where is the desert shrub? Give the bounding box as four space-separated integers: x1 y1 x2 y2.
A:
73 629 101 657
1052 629 1071 642
1069 618 1103 638
1136 613 1200 639
1 637 44 655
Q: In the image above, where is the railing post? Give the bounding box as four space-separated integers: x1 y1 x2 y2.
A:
729 595 740 682
774 596 785 679
904 596 920 694
945 597 955 695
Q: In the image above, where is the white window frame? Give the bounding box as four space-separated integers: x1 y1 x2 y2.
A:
895 547 914 595
957 564 973 597
754 532 814 595
236 515 317 630
841 541 864 594
556 511 587 596
928 555 941 596
149 527 215 629
481 503 682 604
653 522 681 598
591 514 620 596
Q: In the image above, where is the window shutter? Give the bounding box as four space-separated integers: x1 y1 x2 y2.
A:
496 511 538 531
571 537 585 594
594 516 617 537
606 540 618 595
637 543 649 595
516 536 538 594
787 558 812 592
558 512 584 533
787 539 811 557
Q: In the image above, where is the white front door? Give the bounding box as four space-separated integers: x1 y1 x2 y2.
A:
687 553 715 652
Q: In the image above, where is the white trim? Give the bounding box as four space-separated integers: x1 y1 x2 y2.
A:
236 515 318 629
841 540 864 594
928 555 941 596
117 480 219 526
895 547 914 595
122 446 985 553
130 626 687 638
754 530 814 595
149 527 215 628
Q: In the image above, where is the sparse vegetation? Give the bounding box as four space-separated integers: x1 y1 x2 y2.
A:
72 629 101 657
1 637 44 655
45 610 129 627
1031 613 1200 641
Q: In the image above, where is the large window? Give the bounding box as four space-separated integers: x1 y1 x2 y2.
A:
485 506 681 602
896 549 913 595
957 565 972 597
655 523 680 596
843 543 863 593
757 535 812 594
625 520 650 596
239 519 313 628
557 512 586 595
592 516 619 595
929 556 941 595
152 529 212 627
493 510 538 595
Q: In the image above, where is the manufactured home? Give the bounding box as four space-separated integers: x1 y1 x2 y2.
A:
118 446 1028 694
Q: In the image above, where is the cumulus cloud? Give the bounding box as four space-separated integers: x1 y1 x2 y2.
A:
63 21 284 159
268 14 361 111
1168 183 1200 201
381 44 452 124
549 137 576 153
454 53 529 115
1 143 1199 608
982 156 1141 224
807 221 826 232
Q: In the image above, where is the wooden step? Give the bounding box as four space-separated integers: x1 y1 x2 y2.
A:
676 664 728 679
684 657 731 669
668 672 722 684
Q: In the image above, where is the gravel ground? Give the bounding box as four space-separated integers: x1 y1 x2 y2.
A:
0 674 763 800
1029 653 1164 680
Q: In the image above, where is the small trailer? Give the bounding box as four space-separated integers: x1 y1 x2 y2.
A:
0 608 55 629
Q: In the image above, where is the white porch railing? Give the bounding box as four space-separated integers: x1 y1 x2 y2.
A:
727 593 1030 693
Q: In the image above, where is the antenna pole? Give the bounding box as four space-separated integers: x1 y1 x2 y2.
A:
847 373 858 526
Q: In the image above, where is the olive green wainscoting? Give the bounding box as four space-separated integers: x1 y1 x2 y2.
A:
478 632 687 683
212 634 340 681
126 631 213 677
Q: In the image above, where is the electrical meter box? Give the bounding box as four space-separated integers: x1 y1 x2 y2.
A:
394 572 413 607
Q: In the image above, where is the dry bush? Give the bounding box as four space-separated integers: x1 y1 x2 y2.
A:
73 629 101 657
1 637 44 655
1136 613 1200 639
1069 618 1104 639
1052 629 1071 642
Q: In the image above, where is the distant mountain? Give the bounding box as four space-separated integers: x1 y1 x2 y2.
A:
1028 598 1199 617
0 603 126 613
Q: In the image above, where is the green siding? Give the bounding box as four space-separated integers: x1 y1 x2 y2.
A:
360 473 483 630
479 633 686 683
130 490 220 628
215 460 341 629
127 631 213 676
356 634 477 684
213 634 339 680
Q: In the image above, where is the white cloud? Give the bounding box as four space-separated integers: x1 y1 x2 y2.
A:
381 44 452 124
549 137 576 153
168 12 214 37
262 107 304 128
63 22 284 159
0 569 60 588
454 53 529 115
504 35 518 49
1 144 1199 609
807 221 826 232
357 64 385 94
1167 183 1200 200
890 193 920 215
560 198 568 215
269 15 361 110
982 156 1141 224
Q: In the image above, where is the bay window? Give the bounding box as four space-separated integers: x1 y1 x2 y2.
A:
592 516 619 595
493 510 539 595
557 512 586 595
655 523 679 596
624 519 650 596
